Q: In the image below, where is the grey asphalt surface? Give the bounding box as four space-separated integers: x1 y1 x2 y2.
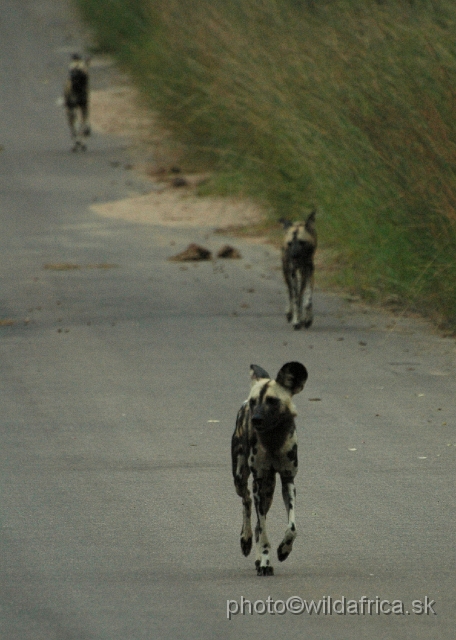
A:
1 2 455 639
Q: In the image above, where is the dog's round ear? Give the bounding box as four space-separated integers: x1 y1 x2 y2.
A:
276 362 308 395
250 364 271 384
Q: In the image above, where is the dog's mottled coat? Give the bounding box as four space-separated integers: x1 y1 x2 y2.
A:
282 211 317 330
64 54 91 152
231 362 308 576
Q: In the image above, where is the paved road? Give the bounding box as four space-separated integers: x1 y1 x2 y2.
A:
1 2 455 639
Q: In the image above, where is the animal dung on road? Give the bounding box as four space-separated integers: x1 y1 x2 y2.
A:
217 244 242 259
167 240 241 262
168 243 212 261
171 176 189 188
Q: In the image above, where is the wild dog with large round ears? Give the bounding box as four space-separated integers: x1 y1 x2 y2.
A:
231 362 308 576
282 210 317 330
64 54 91 152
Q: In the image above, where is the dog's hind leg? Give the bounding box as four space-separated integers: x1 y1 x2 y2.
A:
283 263 294 323
277 472 297 562
67 107 85 152
302 267 314 329
80 103 91 138
290 269 303 330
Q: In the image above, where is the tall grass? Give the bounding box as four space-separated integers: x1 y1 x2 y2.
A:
76 0 456 327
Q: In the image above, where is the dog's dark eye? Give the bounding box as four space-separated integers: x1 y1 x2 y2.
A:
266 397 279 406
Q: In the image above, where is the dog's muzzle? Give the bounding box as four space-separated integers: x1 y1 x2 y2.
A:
251 412 267 431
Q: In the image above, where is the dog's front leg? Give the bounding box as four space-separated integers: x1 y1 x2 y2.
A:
74 107 88 151
80 104 91 137
277 473 297 562
240 489 253 556
66 107 77 139
252 475 275 576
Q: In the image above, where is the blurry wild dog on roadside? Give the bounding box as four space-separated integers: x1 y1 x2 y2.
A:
281 211 317 330
231 362 308 576
64 54 91 152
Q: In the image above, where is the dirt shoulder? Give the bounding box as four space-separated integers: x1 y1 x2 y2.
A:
89 83 265 230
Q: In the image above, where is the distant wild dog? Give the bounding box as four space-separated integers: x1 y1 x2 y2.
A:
232 362 308 576
281 210 317 330
64 54 91 151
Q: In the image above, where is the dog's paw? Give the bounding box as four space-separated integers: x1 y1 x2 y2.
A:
277 548 290 562
71 140 85 152
255 559 274 576
303 306 313 328
277 537 295 562
240 536 252 557
256 565 274 576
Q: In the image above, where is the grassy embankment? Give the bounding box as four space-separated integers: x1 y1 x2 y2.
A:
75 0 456 329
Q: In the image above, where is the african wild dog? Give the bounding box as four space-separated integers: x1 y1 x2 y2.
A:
64 54 91 152
232 362 308 576
282 210 317 330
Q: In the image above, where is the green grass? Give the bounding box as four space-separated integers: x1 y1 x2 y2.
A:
75 0 456 328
